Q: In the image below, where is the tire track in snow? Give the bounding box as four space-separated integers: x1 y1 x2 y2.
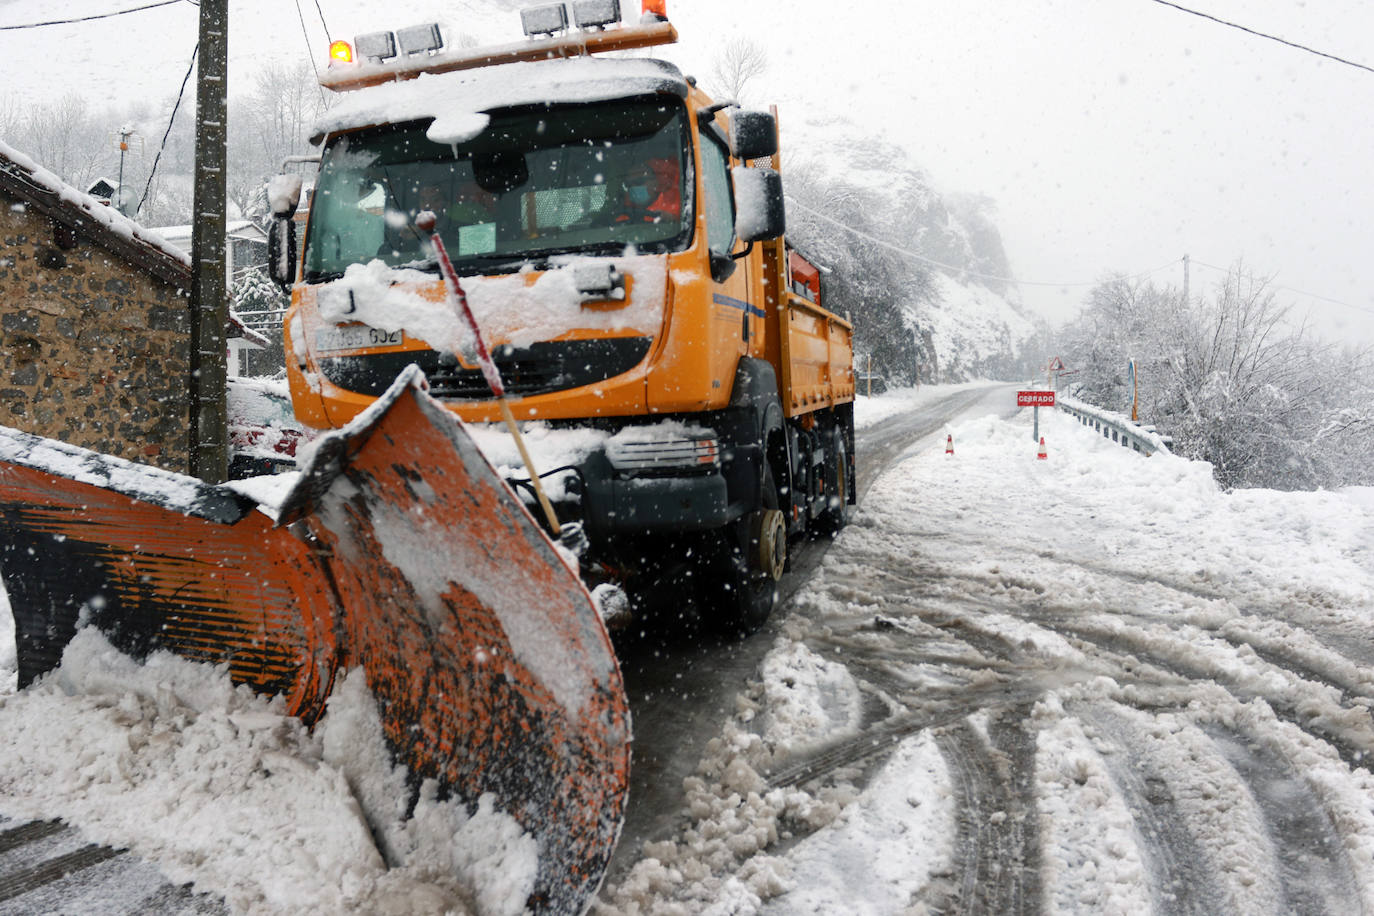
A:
769 609 1068 791
1028 556 1374 694
827 572 1355 912
989 601 1374 774
1200 724 1363 916
928 561 1374 718
920 713 1040 916
798 541 1371 911
763 681 1046 791
1081 707 1217 916
986 709 1043 915
1016 613 1374 774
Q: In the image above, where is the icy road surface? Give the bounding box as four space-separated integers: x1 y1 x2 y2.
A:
1 383 1372 914
596 386 1374 915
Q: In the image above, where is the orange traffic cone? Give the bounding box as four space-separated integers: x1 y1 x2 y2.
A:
1037 437 1048 460
945 434 954 456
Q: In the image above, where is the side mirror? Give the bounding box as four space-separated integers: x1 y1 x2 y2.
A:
728 110 777 162
267 216 297 290
267 173 303 218
732 167 785 243
265 174 302 291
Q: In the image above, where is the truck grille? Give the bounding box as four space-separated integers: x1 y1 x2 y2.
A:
319 337 652 400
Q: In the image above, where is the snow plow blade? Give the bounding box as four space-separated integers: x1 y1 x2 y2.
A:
0 367 630 914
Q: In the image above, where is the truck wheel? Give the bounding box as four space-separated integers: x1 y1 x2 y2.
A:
709 466 784 637
815 428 851 535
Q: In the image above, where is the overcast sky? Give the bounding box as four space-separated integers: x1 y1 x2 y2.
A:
4 0 1372 342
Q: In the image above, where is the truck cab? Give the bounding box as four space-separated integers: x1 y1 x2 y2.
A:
272 3 853 630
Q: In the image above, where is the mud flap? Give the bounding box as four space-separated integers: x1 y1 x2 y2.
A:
0 366 630 914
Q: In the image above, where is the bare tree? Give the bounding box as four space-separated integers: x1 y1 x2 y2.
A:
3 94 109 190
227 63 327 220
707 37 768 105
783 150 940 386
1064 262 1374 490
0 95 24 142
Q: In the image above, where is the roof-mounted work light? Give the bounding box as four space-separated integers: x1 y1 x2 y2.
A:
355 30 398 62
641 0 667 21
397 23 443 56
521 3 569 37
572 0 620 29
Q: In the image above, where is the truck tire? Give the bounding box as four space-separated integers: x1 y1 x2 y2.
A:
815 426 851 535
709 465 783 637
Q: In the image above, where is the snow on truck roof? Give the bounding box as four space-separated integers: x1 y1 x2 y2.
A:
310 56 689 145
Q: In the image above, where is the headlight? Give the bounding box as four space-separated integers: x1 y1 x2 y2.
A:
605 432 719 474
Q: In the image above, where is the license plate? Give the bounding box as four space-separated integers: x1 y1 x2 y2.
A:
316 325 404 351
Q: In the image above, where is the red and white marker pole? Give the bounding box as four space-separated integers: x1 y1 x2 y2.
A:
419 211 561 536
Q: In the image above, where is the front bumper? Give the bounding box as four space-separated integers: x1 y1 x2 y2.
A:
577 449 733 538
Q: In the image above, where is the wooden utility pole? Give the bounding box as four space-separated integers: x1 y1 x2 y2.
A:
189 0 228 482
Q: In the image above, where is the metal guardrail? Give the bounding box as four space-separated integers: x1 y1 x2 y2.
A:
1056 395 1173 456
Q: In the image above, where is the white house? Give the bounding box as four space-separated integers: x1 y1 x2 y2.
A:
151 221 273 376
150 220 269 283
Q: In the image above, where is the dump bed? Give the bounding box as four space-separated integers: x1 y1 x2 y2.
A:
773 246 854 418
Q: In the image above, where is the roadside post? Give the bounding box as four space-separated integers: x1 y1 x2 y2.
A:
1129 358 1138 421
1017 389 1056 442
1046 356 1066 390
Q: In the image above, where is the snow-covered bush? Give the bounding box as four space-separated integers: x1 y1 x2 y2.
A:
1062 265 1374 490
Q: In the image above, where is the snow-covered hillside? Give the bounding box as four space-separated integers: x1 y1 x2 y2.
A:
923 271 1037 381
783 116 1036 383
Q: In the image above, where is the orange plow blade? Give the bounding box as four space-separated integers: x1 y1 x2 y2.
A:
0 367 630 914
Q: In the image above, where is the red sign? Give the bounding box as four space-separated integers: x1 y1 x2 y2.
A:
1017 390 1056 407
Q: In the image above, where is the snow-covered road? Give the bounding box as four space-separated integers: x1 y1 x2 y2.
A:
2 385 1373 914
595 388 1374 915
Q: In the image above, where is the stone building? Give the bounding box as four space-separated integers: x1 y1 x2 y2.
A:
0 142 199 474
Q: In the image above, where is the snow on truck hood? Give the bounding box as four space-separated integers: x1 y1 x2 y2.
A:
311 56 690 144
315 255 668 352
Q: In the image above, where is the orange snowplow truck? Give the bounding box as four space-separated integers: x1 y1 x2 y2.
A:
269 1 855 629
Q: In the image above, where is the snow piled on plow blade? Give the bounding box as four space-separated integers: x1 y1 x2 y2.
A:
0 366 630 915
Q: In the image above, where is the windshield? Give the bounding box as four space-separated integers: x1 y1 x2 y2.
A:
303 97 692 281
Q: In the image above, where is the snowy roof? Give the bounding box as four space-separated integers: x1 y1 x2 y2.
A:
227 310 270 348
0 140 191 288
311 56 689 144
149 221 267 249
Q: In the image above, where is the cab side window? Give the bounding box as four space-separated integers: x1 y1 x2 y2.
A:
700 132 735 257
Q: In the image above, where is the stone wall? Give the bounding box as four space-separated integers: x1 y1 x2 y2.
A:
0 202 192 473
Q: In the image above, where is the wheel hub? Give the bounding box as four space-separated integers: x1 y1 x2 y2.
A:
751 508 786 580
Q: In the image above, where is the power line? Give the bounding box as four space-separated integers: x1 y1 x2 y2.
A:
786 196 1181 288
139 42 198 216
312 0 331 42
294 0 327 106
1190 258 1374 317
1148 0 1374 76
0 0 189 30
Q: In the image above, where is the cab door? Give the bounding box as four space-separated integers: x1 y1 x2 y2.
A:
699 129 755 363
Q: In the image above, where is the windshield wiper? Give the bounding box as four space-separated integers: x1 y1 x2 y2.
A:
394 256 440 273
455 254 541 274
